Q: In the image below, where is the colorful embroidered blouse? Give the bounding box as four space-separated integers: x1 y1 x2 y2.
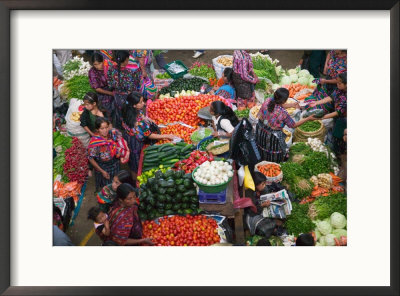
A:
96 184 116 205
88 67 109 90
122 110 152 142
88 129 123 162
233 50 258 84
326 50 347 79
107 64 140 95
215 84 236 99
108 204 143 246
258 97 296 130
331 89 347 118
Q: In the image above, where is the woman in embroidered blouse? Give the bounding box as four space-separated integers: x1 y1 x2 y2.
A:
107 50 141 129
232 50 258 109
121 91 177 181
88 53 115 120
132 50 157 100
210 67 236 100
322 50 347 94
256 88 314 163
88 117 124 191
309 73 347 155
105 183 153 246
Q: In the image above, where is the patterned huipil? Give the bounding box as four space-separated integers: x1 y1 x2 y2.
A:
233 50 258 84
326 50 347 79
258 98 296 130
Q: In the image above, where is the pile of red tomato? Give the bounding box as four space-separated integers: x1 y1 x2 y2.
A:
158 124 194 144
142 215 221 246
147 94 229 126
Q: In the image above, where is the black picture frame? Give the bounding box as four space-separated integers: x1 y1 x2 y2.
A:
0 1 399 295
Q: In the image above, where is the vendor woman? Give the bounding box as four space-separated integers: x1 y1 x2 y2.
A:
256 88 315 163
88 117 124 192
121 91 178 181
209 100 239 138
309 72 347 155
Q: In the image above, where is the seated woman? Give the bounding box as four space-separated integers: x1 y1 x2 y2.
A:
209 100 239 138
309 73 347 155
256 88 314 163
210 67 236 100
106 183 154 246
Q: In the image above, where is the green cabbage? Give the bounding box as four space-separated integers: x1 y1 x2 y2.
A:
280 76 291 85
325 234 337 246
287 69 297 75
330 212 347 229
314 229 322 241
290 74 298 83
317 220 332 235
298 77 309 85
332 229 347 239
319 236 326 246
298 69 310 77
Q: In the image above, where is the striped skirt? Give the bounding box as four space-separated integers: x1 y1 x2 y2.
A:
255 121 287 163
95 158 120 192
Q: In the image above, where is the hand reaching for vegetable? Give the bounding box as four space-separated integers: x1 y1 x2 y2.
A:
212 131 219 137
309 101 318 108
102 170 110 180
142 237 155 245
307 115 317 121
320 78 326 84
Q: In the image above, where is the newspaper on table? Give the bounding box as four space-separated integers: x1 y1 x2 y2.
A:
260 189 292 219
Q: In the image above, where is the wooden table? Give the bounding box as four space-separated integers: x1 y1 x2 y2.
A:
199 181 245 244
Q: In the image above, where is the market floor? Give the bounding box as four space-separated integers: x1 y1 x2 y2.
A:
66 49 304 246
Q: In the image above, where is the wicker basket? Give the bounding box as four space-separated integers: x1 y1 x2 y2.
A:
206 142 230 155
294 120 326 143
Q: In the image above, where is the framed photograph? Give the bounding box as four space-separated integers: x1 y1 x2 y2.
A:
0 1 398 295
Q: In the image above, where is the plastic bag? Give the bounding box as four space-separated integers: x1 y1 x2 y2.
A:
237 165 245 187
212 55 233 79
244 165 255 190
65 98 90 147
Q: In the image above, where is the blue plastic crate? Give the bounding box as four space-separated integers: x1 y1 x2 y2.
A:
198 189 227 204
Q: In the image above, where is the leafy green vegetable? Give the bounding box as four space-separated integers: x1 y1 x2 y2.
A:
156 72 171 79
284 203 315 237
189 63 216 80
234 108 250 118
252 56 279 83
62 60 81 75
191 129 212 143
281 162 313 198
312 193 347 220
298 121 321 132
255 79 267 91
289 142 313 159
330 212 347 229
66 75 95 101
302 152 332 177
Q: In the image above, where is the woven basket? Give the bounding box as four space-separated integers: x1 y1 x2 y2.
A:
206 142 230 155
293 120 326 143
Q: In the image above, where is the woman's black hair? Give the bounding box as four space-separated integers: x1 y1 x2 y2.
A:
211 100 239 127
91 52 104 65
268 88 289 113
87 206 102 221
253 171 267 186
296 233 315 246
122 91 142 127
83 92 99 104
113 50 130 85
338 72 347 85
94 117 110 130
223 67 233 84
115 170 133 186
256 237 271 246
116 183 138 201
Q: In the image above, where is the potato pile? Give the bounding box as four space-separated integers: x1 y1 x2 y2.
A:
217 56 233 67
